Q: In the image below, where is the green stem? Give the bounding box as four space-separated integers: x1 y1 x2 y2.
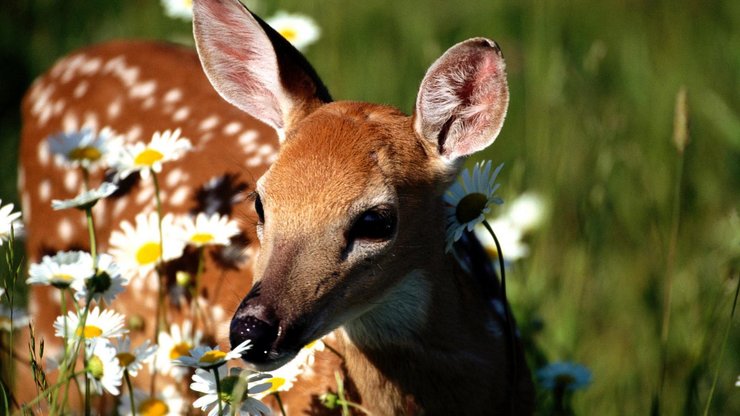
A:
60 298 93 411
81 167 91 191
658 148 685 408
274 392 287 416
213 368 224 415
150 170 166 395
482 219 518 409
703 274 740 416
85 206 98 269
20 371 85 413
84 368 91 416
125 370 136 416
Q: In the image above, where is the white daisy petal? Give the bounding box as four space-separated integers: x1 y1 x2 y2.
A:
109 129 192 181
27 250 94 289
51 182 118 210
266 11 321 51
0 199 23 246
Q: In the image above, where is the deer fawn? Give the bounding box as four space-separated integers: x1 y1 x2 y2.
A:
18 0 534 413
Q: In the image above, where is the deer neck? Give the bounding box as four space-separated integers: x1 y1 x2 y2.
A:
338 232 503 413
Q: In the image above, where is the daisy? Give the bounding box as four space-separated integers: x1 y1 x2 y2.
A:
0 303 30 332
85 339 124 395
444 161 504 252
70 253 128 305
191 366 272 416
117 385 186 416
0 199 23 246
27 250 94 289
155 320 203 380
54 306 128 342
160 0 192 21
110 129 192 181
51 182 118 211
253 339 325 399
109 212 185 278
112 336 157 377
474 218 529 263
506 192 547 232
174 339 251 369
48 127 121 169
177 212 241 247
266 11 321 51
537 361 592 392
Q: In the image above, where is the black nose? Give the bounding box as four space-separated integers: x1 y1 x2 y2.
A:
230 282 280 365
230 314 279 364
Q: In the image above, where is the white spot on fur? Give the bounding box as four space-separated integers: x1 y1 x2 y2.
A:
126 125 143 142
258 144 274 156
73 80 89 98
64 171 79 193
165 168 184 187
38 180 51 201
238 130 257 147
82 112 99 132
223 122 242 135
170 186 189 206
108 98 123 119
80 57 102 75
53 99 66 117
136 185 155 205
199 115 219 131
37 142 50 165
246 155 262 167
173 106 190 122
199 133 214 146
112 198 130 218
58 218 73 241
130 80 157 99
142 97 156 109
62 111 79 132
163 88 183 103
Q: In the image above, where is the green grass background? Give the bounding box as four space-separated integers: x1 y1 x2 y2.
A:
1 0 739 414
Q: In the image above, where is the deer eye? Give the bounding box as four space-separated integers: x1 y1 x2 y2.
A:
254 193 265 223
348 206 397 242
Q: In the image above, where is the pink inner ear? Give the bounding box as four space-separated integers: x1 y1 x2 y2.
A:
193 0 286 132
415 38 509 161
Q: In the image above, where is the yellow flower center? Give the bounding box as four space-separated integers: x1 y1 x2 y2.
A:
139 398 169 416
190 232 215 245
53 273 75 282
134 148 164 166
68 146 102 162
267 377 286 393
169 342 192 360
278 28 298 42
199 350 227 364
135 242 161 265
116 352 136 367
76 325 103 338
455 192 488 224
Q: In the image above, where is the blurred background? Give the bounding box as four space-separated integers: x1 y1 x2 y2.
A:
1 0 739 414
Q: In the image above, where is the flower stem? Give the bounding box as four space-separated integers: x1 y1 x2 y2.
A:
703 273 740 416
125 369 136 416
85 206 98 269
481 219 519 409
191 246 206 333
150 170 166 395
84 367 91 416
20 370 85 413
213 368 224 415
274 392 287 416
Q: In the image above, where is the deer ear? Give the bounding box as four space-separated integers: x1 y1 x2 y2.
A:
192 0 331 140
414 38 509 161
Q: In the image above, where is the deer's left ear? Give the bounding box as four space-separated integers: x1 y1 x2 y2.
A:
413 38 509 161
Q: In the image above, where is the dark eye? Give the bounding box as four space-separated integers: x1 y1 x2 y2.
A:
348 206 397 242
254 193 265 223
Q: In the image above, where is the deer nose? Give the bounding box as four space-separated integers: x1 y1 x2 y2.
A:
230 314 279 365
229 282 281 365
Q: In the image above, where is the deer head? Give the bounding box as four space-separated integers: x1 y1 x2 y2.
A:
193 0 508 371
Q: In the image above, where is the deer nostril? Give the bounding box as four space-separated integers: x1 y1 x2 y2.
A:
230 315 279 365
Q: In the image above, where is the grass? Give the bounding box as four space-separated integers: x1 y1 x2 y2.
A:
0 0 738 413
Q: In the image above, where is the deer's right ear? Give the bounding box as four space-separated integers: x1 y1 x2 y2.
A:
193 0 331 140
414 38 509 162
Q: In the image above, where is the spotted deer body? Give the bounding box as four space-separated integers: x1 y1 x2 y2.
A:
18 0 534 413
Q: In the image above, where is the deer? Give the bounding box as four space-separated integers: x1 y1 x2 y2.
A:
15 0 534 413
